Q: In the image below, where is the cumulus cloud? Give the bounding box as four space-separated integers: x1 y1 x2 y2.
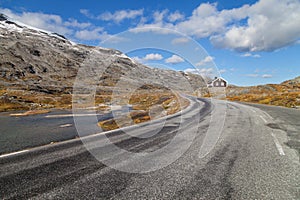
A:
4 0 300 52
171 37 190 45
168 11 184 22
211 0 300 52
153 10 169 23
165 55 184 64
133 0 300 52
64 19 91 29
195 56 214 67
0 8 72 35
144 53 163 61
131 56 143 63
184 67 214 76
0 8 119 42
133 2 247 38
132 53 164 63
98 9 143 23
74 28 107 40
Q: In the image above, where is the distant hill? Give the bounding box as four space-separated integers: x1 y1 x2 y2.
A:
226 76 300 108
0 13 206 112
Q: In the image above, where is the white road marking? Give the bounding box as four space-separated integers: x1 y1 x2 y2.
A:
251 109 257 113
45 113 102 118
270 132 285 156
59 123 73 128
260 115 268 123
0 149 29 158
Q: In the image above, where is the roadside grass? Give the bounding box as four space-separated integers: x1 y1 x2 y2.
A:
98 90 189 131
0 87 189 128
226 84 300 108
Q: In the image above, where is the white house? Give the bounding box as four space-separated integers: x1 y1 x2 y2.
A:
207 77 228 88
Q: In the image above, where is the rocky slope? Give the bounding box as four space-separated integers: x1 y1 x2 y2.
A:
226 76 300 108
0 13 206 112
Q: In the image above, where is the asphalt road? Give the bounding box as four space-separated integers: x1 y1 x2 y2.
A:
0 109 116 154
241 102 300 155
0 98 299 199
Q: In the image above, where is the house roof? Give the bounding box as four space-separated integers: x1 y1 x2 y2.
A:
207 77 228 84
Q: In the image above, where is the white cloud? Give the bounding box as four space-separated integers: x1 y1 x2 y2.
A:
175 3 249 38
171 37 190 45
153 10 168 23
195 56 214 66
64 19 91 29
211 0 300 52
75 28 107 40
144 53 163 61
129 9 175 34
98 9 143 23
185 67 214 76
262 74 273 78
241 53 261 58
132 0 300 52
0 8 72 35
80 9 92 17
246 74 260 78
246 73 273 78
132 56 143 63
132 3 247 39
132 53 164 63
0 8 117 42
165 55 184 64
4 0 300 52
168 11 184 22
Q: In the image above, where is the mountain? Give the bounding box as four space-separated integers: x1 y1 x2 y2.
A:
226 76 300 108
0 14 206 112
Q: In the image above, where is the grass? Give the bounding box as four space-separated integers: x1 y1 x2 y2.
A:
226 83 300 108
0 86 189 128
98 89 189 131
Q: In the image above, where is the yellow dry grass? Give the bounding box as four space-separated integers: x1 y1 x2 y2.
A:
98 90 189 131
226 83 300 108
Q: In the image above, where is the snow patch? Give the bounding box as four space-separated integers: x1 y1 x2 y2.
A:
0 21 23 32
0 14 77 45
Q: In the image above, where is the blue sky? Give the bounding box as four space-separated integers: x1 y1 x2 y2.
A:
0 0 300 86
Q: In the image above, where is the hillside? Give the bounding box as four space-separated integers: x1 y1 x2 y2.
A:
226 77 300 108
0 13 209 129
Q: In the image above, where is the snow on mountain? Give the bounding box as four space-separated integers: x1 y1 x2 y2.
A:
0 13 73 43
0 12 206 98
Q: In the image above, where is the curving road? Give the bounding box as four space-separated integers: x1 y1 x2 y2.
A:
0 98 299 199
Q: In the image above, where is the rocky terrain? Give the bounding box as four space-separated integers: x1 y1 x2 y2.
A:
226 76 300 108
0 13 206 115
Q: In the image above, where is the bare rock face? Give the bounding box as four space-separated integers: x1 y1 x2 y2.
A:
0 13 206 97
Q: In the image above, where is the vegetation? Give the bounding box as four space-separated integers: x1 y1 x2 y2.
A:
0 85 189 130
226 79 300 108
98 89 189 131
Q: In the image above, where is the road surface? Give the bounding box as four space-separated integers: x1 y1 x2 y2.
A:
0 98 299 199
0 109 119 154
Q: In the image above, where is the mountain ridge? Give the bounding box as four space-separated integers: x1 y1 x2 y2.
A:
0 13 206 112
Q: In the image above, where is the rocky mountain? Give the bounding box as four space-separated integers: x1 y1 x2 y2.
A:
0 14 206 111
226 76 300 108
